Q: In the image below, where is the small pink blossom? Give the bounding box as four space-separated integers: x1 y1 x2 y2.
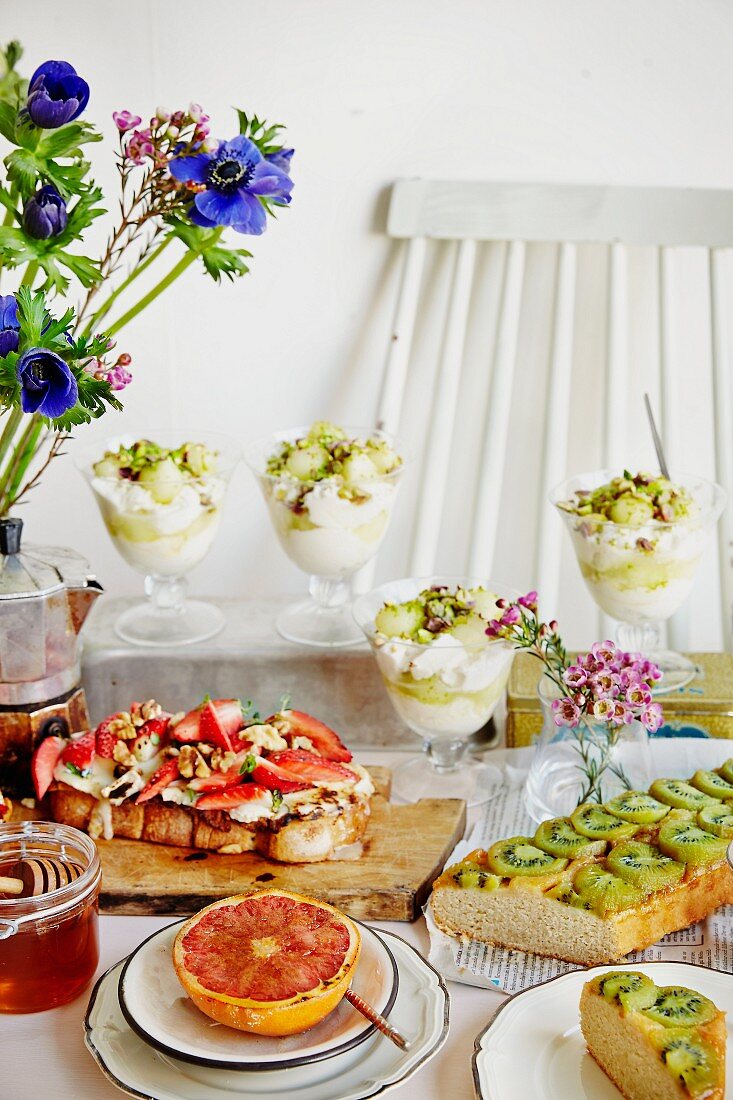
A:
563 665 587 689
501 606 521 626
626 683 652 707
591 640 617 664
518 590 538 610
592 698 615 722
640 702 664 732
552 697 581 727
113 110 142 133
105 364 133 391
591 671 620 699
125 128 155 165
155 105 171 123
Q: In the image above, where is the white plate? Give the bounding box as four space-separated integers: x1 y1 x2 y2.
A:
118 919 398 1070
85 928 449 1100
473 961 733 1099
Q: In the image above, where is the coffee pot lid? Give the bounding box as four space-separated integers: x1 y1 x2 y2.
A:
0 518 91 599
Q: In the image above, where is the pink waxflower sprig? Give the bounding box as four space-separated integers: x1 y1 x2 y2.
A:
485 592 665 802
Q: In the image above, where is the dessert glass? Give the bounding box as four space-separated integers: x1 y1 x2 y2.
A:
77 431 239 646
353 576 516 806
552 471 725 693
246 426 405 648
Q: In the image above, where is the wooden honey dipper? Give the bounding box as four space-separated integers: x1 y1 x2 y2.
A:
0 858 84 898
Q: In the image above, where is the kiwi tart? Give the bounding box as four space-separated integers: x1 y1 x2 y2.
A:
430 758 733 965
580 970 726 1100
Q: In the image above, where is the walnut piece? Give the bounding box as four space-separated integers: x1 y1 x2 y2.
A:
113 740 136 767
177 744 210 779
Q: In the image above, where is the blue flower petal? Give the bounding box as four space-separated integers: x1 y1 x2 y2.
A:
248 160 293 200
168 153 211 183
220 134 262 164
27 91 78 128
188 205 218 229
0 330 19 359
232 191 267 235
29 60 77 87
39 372 78 418
194 188 254 227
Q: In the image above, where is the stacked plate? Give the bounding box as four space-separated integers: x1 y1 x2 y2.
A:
85 920 449 1100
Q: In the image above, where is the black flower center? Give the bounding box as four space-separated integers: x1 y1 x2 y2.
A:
31 363 49 384
208 157 252 194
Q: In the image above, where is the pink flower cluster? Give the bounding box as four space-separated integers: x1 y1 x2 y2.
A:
486 590 544 636
93 351 132 392
113 104 216 166
552 640 663 733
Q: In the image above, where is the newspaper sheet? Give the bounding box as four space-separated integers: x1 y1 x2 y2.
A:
427 739 733 992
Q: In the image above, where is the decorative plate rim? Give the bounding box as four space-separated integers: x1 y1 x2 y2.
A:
471 959 732 1100
116 916 400 1072
83 927 450 1100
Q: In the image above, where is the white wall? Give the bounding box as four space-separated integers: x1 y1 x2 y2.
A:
3 0 733 648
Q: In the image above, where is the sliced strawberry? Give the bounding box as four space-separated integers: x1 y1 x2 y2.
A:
136 758 180 804
211 699 245 737
32 735 66 799
270 709 353 762
187 751 253 792
171 708 202 743
139 714 171 744
251 755 313 794
195 783 270 811
94 716 120 759
60 731 96 778
267 748 358 784
0 792 8 819
198 702 235 752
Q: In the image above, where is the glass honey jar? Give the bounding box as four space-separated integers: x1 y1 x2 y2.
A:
0 820 101 1012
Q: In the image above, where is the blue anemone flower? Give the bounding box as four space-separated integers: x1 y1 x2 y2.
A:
17 347 78 418
168 135 293 236
23 184 68 240
26 60 90 129
0 295 19 359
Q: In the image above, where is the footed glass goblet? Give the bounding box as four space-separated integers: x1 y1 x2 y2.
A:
245 425 405 648
353 576 516 806
552 471 725 693
77 430 239 646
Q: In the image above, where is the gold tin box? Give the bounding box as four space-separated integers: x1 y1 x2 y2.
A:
506 651 733 747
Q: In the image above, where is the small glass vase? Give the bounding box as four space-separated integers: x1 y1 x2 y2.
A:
524 674 653 823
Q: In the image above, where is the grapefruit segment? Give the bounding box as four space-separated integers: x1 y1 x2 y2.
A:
173 889 361 1035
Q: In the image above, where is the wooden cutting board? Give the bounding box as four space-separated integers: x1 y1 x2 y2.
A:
18 768 466 921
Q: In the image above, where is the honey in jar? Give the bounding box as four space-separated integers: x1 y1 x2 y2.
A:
0 820 101 1012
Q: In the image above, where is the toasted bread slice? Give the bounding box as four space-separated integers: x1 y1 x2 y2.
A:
580 971 726 1100
48 784 371 863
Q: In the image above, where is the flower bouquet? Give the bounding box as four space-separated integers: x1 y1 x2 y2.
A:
486 592 663 819
0 41 293 515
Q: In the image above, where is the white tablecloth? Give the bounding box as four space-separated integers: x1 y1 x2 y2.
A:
3 752 505 1100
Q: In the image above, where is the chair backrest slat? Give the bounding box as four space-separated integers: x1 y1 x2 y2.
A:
534 243 576 619
409 239 477 575
467 240 525 578
710 249 733 651
376 236 427 435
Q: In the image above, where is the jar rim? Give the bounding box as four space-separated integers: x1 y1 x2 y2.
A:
0 820 101 926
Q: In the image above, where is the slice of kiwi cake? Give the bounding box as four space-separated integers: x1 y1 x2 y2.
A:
580 970 726 1100
430 757 733 964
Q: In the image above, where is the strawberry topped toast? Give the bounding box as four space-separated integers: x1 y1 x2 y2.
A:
31 699 374 863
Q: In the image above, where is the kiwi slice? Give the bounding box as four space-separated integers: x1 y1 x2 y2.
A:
485 836 568 877
689 769 733 799
718 758 733 785
534 817 607 859
643 986 717 1027
605 790 670 825
606 840 685 893
451 862 501 890
570 804 638 841
697 801 733 839
657 819 728 865
654 1030 721 1094
572 865 644 915
598 971 657 1011
649 779 717 811
544 882 592 909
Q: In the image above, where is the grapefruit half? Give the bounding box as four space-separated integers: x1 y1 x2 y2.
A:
172 889 361 1036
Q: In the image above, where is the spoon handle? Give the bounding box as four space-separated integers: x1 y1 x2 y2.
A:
345 988 410 1051
643 393 670 479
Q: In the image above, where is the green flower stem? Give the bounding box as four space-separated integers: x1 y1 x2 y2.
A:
0 407 23 469
6 417 43 502
82 235 172 336
20 261 38 287
0 414 39 513
104 230 223 339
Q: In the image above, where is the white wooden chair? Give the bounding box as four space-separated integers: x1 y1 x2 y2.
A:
374 180 733 651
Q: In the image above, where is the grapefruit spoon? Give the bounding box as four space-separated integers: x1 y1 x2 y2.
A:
173 889 361 1036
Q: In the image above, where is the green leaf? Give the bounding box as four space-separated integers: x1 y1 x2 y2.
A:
55 249 101 288
37 122 102 159
199 242 250 282
51 370 123 431
15 285 47 343
239 754 257 776
0 101 17 143
4 147 37 194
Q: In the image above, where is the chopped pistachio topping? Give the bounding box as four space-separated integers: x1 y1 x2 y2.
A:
557 470 696 526
265 420 402 484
